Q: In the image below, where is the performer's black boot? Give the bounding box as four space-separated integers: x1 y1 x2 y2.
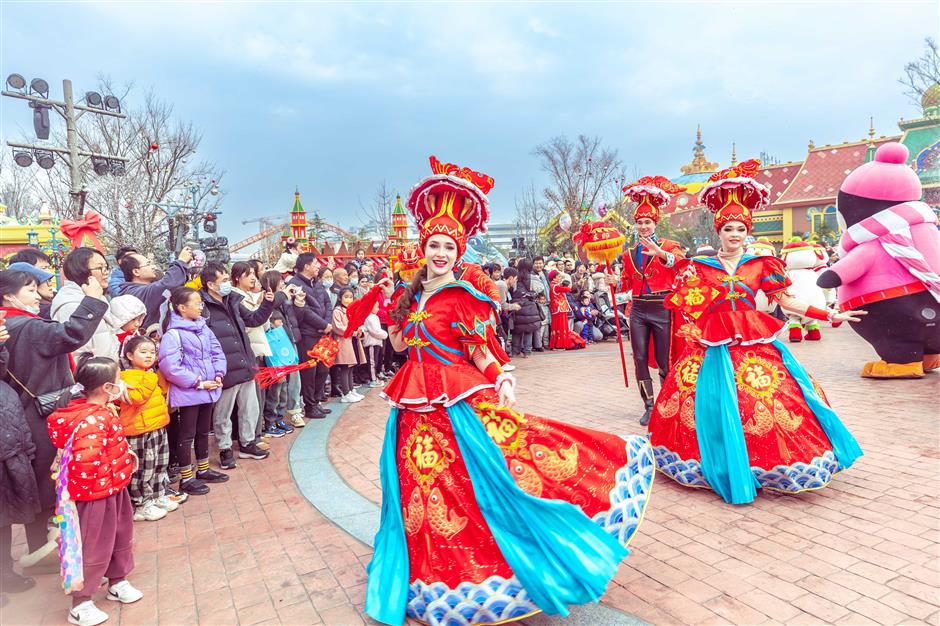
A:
638 379 655 426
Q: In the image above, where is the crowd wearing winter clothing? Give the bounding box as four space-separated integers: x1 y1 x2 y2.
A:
0 242 402 626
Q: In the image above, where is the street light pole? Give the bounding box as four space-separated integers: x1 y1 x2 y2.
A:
62 79 82 212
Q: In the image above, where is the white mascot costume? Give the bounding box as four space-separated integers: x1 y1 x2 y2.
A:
780 238 828 342
745 237 777 313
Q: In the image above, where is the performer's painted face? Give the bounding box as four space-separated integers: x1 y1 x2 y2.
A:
718 221 749 254
424 234 458 278
635 218 657 239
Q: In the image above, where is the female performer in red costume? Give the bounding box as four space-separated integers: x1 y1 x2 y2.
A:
648 160 865 505
547 270 584 350
365 156 654 626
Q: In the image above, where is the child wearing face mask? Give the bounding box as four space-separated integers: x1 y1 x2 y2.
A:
119 336 175 523
47 355 143 626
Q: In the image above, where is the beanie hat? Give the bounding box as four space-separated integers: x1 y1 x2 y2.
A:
109 294 146 328
840 142 921 202
7 261 54 284
548 270 559 281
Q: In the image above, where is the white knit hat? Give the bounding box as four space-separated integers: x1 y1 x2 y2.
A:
109 294 147 328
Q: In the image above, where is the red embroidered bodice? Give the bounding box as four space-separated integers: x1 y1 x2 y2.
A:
382 281 501 411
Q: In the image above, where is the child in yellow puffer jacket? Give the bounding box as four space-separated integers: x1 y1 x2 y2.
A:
119 336 176 522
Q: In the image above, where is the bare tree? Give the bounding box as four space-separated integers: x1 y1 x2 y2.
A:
900 37 940 106
513 182 552 257
3 77 224 256
358 180 394 238
0 151 44 220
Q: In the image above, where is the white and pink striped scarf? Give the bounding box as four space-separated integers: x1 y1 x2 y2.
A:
839 201 940 303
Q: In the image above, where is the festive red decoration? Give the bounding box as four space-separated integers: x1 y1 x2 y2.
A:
255 336 339 388
572 221 626 265
407 155 493 256
394 243 426 283
60 210 105 253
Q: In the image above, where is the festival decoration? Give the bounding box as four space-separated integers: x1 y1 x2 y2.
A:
393 243 426 283
572 220 630 387
596 202 609 218
559 212 572 232
59 210 105 253
255 336 339 388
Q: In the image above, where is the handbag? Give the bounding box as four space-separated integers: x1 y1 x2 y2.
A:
6 369 69 419
264 326 299 367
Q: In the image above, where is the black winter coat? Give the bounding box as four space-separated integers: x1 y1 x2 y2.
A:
201 289 281 388
288 274 332 339
277 299 304 344
2 297 108 510
510 283 542 333
0 345 41 526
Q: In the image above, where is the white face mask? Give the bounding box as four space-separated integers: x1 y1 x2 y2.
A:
105 380 127 402
11 296 39 315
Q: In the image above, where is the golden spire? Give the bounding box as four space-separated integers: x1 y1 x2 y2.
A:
808 139 815 150
867 117 876 147
730 142 737 167
680 125 719 175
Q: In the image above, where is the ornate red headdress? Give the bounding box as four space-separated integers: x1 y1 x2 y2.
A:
699 159 770 232
393 242 426 283
406 155 493 256
622 175 687 223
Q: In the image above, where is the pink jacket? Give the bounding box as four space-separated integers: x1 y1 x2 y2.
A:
830 221 940 310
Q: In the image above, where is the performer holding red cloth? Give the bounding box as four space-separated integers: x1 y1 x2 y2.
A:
620 176 687 425
547 270 584 349
649 159 865 505
365 156 654 626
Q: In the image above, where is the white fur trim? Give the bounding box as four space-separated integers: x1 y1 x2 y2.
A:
380 382 495 411
699 176 771 209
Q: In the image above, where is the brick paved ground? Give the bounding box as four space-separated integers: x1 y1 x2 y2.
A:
3 327 938 625
332 328 940 626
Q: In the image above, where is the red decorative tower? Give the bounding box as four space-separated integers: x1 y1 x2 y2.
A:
290 189 309 251
387 194 409 263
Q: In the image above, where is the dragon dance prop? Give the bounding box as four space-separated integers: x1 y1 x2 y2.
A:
572 220 630 387
255 335 339 389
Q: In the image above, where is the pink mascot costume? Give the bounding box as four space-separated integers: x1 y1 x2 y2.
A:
817 142 940 378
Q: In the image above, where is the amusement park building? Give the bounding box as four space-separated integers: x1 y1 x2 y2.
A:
664 85 940 243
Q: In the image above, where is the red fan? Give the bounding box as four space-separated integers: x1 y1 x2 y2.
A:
343 285 384 338
255 336 339 389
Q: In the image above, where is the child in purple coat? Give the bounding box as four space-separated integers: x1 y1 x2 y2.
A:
158 287 227 496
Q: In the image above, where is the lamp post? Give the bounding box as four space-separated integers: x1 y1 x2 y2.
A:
26 230 39 248
148 179 222 257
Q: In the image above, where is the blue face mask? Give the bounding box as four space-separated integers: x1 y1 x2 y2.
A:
218 281 233 297
349 279 359 288
322 279 334 288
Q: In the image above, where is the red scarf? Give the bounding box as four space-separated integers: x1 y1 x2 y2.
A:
0 306 76 372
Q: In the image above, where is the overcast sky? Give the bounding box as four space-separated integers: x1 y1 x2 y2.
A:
1 1 935 242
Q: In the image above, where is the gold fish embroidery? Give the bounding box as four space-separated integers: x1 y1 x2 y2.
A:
403 486 424 536
744 400 774 437
426 488 467 540
680 396 697 430
509 459 543 497
660 392 680 419
530 443 578 481
774 399 803 431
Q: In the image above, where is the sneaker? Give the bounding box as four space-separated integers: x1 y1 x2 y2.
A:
196 468 229 483
153 495 179 512
274 419 294 434
340 393 362 403
262 424 286 438
369 380 382 388
306 407 327 420
106 579 143 604
68 600 108 626
502 364 517 372
348 391 364 401
238 442 270 460
289 413 306 428
220 449 236 470
166 486 188 504
180 477 210 495
133 501 167 522
255 439 271 451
